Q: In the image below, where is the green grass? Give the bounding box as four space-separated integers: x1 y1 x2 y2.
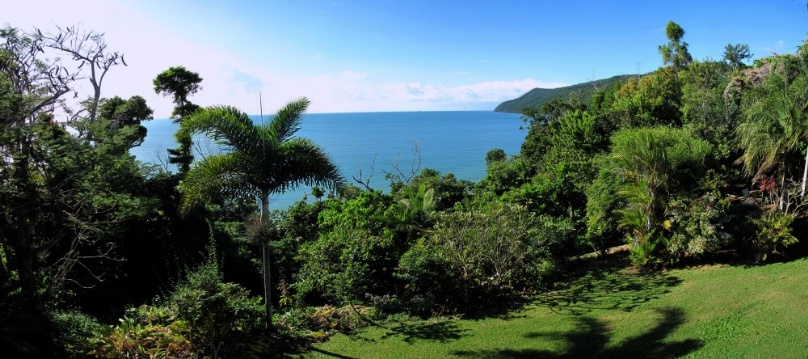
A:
299 256 808 358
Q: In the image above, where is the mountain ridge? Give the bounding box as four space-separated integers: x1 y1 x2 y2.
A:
494 74 636 113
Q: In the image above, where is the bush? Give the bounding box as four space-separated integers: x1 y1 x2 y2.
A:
88 306 194 359
397 202 567 313
273 304 376 349
397 239 465 314
52 310 102 358
748 211 799 261
168 260 265 357
296 228 398 303
295 190 401 303
89 254 267 358
665 192 734 261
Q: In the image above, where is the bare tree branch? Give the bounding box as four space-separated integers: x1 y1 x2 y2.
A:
353 152 377 191
41 24 125 125
385 140 422 185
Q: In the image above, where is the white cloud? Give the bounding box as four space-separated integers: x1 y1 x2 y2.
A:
256 74 567 113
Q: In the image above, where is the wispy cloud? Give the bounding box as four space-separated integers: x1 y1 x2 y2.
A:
340 70 369 81
265 74 567 113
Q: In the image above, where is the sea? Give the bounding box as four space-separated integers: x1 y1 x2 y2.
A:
131 111 526 209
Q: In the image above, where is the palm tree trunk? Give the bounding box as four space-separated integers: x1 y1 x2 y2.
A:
802 149 808 197
260 189 273 328
780 173 786 212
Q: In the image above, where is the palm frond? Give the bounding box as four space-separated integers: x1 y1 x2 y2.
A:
178 153 255 214
176 98 343 214
262 137 345 195
268 97 309 143
179 105 265 156
737 61 808 180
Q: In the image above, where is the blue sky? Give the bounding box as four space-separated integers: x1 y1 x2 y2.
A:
6 0 808 116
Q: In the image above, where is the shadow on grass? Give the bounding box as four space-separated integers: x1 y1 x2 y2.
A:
534 256 682 315
452 307 703 359
337 317 468 348
306 347 359 359
379 319 468 344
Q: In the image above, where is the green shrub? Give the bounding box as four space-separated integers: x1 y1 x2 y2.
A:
89 256 267 358
585 160 626 253
397 239 465 314
167 261 265 357
274 304 375 343
665 192 734 261
296 190 400 303
748 211 799 261
397 202 567 313
52 310 103 358
88 307 194 359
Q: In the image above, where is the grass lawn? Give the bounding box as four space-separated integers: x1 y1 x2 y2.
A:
299 255 808 358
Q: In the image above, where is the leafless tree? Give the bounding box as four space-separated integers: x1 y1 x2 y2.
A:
41 24 125 125
353 152 378 191
385 140 423 185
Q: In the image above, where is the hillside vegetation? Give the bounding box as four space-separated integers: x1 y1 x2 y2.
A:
4 20 808 358
493 75 635 113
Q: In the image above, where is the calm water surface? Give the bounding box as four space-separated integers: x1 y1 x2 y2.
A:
132 111 526 209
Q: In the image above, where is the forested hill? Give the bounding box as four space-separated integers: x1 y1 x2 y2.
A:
494 74 636 113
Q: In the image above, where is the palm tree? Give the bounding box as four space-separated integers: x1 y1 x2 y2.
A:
612 128 671 249
737 54 808 211
610 126 710 262
177 97 344 326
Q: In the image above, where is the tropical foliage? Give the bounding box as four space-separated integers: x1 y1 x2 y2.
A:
3 20 808 358
177 99 344 326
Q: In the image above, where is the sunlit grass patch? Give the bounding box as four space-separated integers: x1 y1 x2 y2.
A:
301 256 808 358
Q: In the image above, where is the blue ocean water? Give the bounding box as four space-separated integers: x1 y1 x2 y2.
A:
131 111 526 209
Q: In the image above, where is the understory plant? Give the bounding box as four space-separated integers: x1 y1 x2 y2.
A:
89 249 266 358
665 191 734 261
747 210 799 261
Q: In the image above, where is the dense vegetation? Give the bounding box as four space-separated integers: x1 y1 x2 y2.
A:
1 20 807 358
493 75 635 114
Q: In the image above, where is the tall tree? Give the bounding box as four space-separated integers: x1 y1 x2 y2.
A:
153 66 203 173
177 98 344 326
723 43 752 72
0 26 149 308
658 21 692 72
0 26 72 304
93 95 154 153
